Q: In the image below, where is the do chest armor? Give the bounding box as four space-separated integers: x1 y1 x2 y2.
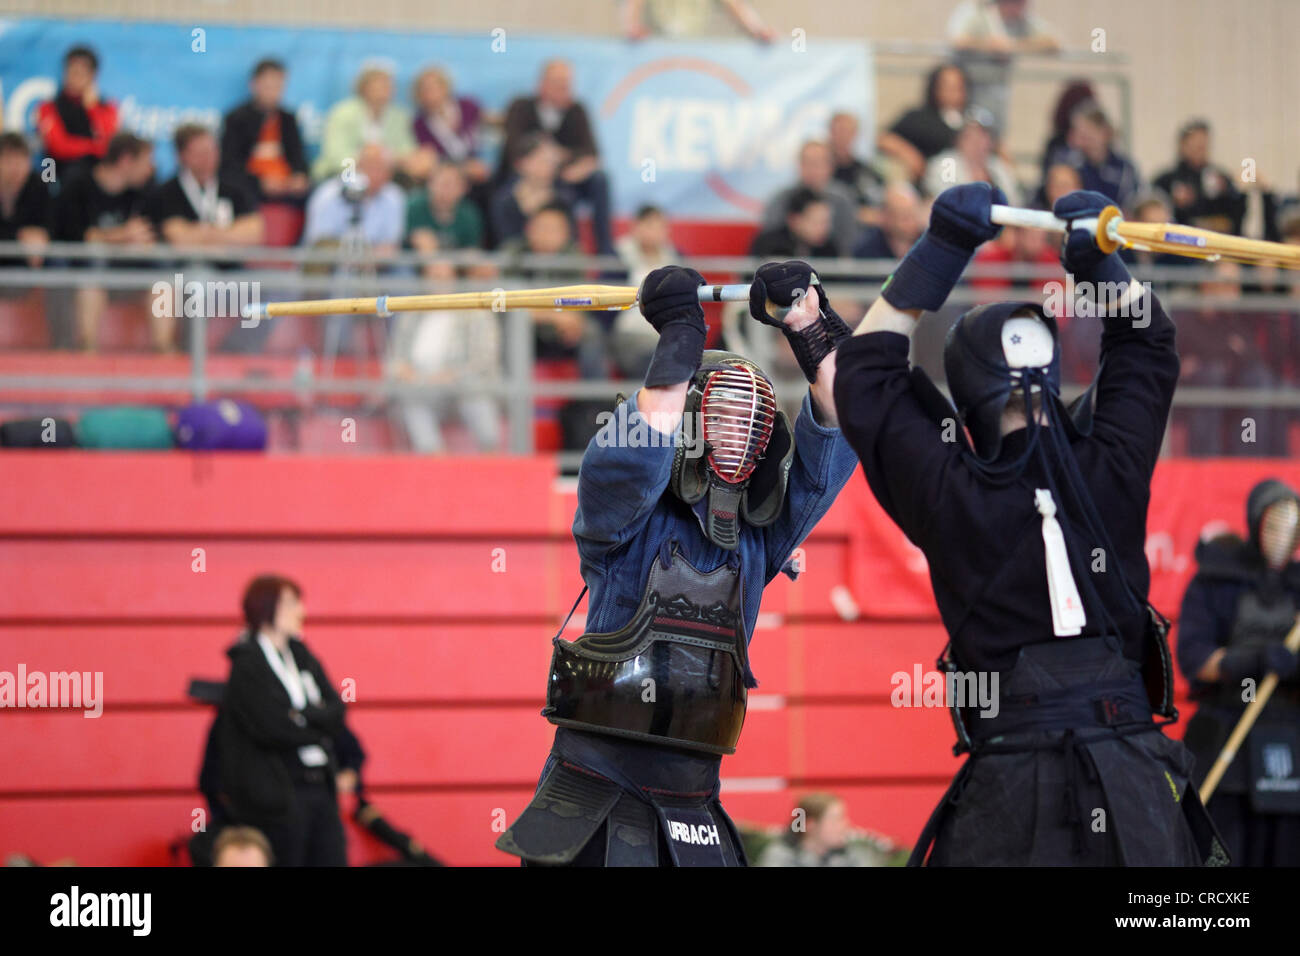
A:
544 545 750 755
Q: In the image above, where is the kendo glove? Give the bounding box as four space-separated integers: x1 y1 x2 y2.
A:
749 259 852 383
640 265 707 387
881 182 1005 314
1053 190 1133 288
1218 644 1300 685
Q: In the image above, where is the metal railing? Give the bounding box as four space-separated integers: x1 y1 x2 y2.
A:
1 241 1297 462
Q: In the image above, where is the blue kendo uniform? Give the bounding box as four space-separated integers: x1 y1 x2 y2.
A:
572 389 857 670
497 261 859 867
499 386 856 867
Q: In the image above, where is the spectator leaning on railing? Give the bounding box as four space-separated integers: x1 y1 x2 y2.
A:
406 162 484 281
36 44 119 186
877 63 969 188
0 133 51 270
48 131 155 352
220 58 310 204
144 124 264 252
946 0 1061 135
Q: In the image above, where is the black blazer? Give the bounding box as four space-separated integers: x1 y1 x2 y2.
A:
220 100 308 199
217 636 345 823
495 96 599 182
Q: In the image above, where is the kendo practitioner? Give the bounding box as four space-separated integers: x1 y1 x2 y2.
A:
496 264 859 866
1178 479 1300 866
831 183 1227 866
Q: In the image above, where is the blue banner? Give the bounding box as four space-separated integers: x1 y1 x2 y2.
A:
0 17 872 221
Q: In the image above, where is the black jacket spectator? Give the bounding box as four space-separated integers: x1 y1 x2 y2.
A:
0 136 51 266
497 97 598 180
49 166 146 243
217 636 347 865
143 174 258 231
220 101 307 199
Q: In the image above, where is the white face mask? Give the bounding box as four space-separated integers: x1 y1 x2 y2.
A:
1259 499 1300 570
1002 315 1055 394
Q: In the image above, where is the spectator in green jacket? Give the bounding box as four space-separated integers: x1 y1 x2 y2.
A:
312 63 430 186
407 162 484 279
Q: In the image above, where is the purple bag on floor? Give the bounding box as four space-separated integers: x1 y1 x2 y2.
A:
175 399 267 450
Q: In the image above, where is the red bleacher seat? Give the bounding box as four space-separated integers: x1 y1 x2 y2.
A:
259 203 306 247
0 293 49 349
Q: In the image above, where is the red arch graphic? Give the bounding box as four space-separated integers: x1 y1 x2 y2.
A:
600 56 753 119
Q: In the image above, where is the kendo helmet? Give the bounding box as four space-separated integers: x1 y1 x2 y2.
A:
1247 479 1300 571
941 300 1080 462
669 351 795 550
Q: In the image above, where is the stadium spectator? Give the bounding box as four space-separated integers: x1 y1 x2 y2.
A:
828 111 887 223
387 306 502 454
1119 190 1191 274
1041 105 1140 210
145 124 263 251
1040 161 1082 210
623 0 776 41
1174 260 1285 457
407 163 485 280
212 826 273 867
923 108 1022 204
501 202 606 377
219 58 310 203
751 187 839 259
36 45 119 184
303 142 404 255
490 132 573 248
852 182 925 259
0 133 51 269
1039 79 1097 180
217 575 348 867
49 132 155 352
313 63 429 186
947 0 1061 134
1153 120 1247 235
610 204 678 377
411 67 489 186
876 64 968 186
498 60 613 254
761 140 860 255
757 793 885 867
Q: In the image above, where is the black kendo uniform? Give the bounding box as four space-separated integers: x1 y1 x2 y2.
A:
831 185 1226 866
496 265 858 866
1178 479 1300 866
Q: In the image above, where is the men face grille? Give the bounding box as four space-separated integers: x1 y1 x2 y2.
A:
700 364 777 484
1260 498 1300 570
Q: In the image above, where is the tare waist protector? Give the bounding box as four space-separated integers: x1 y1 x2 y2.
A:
543 545 748 755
